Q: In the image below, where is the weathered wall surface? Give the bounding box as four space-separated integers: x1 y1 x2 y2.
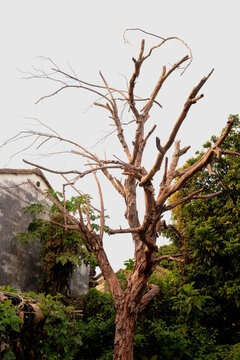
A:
0 171 50 292
0 170 89 296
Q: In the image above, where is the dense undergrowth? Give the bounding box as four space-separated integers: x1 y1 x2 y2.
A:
1 278 240 360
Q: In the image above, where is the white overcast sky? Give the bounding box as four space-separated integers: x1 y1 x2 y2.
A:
0 1 239 271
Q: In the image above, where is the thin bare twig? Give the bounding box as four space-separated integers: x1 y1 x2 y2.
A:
35 84 112 105
124 28 193 75
51 67 128 101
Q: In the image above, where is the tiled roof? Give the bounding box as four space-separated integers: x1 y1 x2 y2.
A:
0 168 52 189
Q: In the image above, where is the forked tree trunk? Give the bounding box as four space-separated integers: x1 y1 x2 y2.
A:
113 303 138 360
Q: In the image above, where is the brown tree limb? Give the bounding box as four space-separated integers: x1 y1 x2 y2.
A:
153 253 185 264
169 118 235 194
144 37 192 71
23 159 123 178
139 69 214 186
165 69 214 151
165 140 183 186
107 226 158 251
142 55 189 115
160 157 169 189
123 28 165 42
128 39 145 119
101 168 126 198
141 65 166 114
221 149 240 156
97 73 132 161
71 149 98 162
142 124 157 149
24 142 126 199
62 183 67 230
107 226 141 235
48 219 79 230
17 130 97 162
161 141 191 192
163 188 204 211
213 147 240 157
93 170 105 242
146 118 235 237
139 283 160 313
77 202 85 228
99 71 117 112
29 174 123 302
130 113 149 166
162 222 185 240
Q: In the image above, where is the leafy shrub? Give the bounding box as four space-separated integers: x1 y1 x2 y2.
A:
0 287 115 360
0 287 83 360
0 293 22 360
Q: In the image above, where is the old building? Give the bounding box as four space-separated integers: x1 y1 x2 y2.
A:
0 168 89 296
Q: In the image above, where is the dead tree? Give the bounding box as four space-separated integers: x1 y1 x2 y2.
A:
11 30 240 359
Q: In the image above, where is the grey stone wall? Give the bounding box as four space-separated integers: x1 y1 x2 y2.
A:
0 170 89 296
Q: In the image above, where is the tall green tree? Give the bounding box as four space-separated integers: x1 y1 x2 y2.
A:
166 115 240 344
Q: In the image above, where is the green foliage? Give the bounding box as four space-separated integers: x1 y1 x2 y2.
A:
46 189 91 215
201 343 240 360
1 281 237 360
23 203 46 215
123 258 134 270
171 282 212 332
0 300 21 333
35 293 83 360
63 289 115 360
0 296 22 360
165 115 240 345
133 274 218 359
0 287 86 360
20 212 86 295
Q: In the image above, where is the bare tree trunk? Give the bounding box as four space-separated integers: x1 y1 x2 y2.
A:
113 301 138 360
113 257 155 360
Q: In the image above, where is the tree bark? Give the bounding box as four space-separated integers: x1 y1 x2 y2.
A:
113 301 138 360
